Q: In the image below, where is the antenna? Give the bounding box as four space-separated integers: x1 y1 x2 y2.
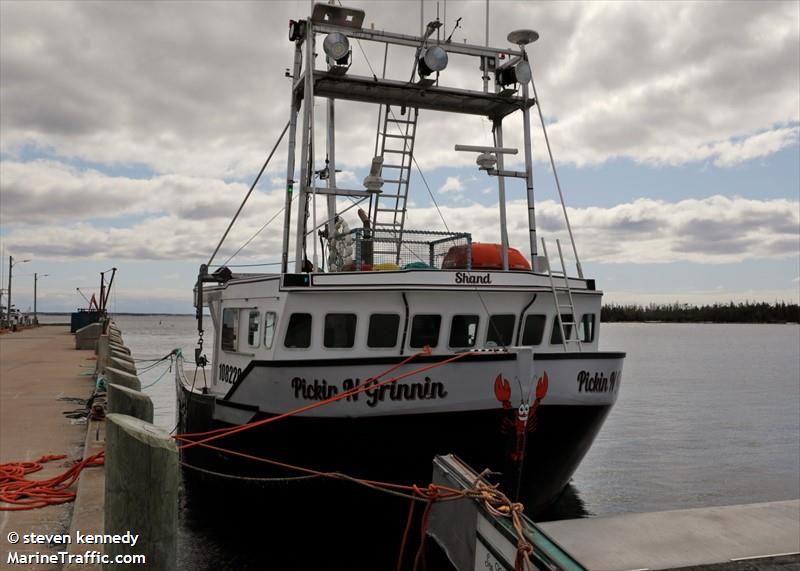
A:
363 156 384 192
507 29 539 46
445 16 461 43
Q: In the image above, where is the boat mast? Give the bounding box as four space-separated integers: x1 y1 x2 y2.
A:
325 3 338 251
281 42 303 274
520 46 538 264
279 3 542 274
293 19 316 273
486 0 510 271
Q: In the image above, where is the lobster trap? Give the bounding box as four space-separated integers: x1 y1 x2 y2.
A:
328 228 472 271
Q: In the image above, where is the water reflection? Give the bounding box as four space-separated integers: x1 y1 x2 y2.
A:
536 483 591 522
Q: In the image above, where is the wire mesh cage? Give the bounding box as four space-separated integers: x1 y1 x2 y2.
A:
328 228 472 271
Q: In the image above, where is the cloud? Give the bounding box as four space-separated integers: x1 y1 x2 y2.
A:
404 195 799 265
710 127 800 167
0 159 284 225
439 176 464 194
0 0 797 179
4 172 800 264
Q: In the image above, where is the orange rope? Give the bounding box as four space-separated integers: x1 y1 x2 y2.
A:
177 348 477 450
177 435 533 570
174 345 431 448
0 452 105 511
396 497 417 571
175 347 534 567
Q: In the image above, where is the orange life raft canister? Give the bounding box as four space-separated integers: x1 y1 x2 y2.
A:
442 243 531 271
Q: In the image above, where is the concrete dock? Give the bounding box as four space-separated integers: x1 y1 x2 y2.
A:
0 326 99 569
539 500 800 570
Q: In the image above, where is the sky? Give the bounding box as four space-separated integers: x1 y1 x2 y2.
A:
0 0 798 314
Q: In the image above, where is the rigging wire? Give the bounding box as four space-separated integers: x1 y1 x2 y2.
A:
207 120 290 268
209 262 285 268
220 193 295 268
528 69 583 278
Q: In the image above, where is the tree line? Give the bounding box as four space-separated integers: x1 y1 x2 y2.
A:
601 301 799 323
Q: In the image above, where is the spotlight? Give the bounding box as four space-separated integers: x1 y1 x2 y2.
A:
323 32 351 65
417 45 448 77
288 20 306 42
496 60 531 87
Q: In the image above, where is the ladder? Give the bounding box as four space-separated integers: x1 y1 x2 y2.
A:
541 238 582 352
370 105 419 263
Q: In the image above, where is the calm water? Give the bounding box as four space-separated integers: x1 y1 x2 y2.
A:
53 314 800 566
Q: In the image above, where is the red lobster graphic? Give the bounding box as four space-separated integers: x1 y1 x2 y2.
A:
493 372 548 462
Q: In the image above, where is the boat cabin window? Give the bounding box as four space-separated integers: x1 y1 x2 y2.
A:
449 315 479 348
324 313 357 348
284 313 312 348
221 308 238 352
486 314 515 347
550 314 574 345
579 314 596 343
264 312 277 349
521 314 547 346
367 314 400 348
410 315 441 348
247 310 260 348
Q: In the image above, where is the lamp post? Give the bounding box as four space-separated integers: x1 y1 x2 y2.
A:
7 256 30 325
34 273 49 325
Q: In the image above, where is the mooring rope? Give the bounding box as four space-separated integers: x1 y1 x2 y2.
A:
175 346 480 449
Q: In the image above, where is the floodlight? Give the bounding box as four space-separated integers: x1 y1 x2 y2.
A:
496 60 532 87
323 32 350 64
417 46 448 77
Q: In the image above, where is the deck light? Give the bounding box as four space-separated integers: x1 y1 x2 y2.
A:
496 60 531 87
417 46 448 77
288 19 306 42
323 32 351 65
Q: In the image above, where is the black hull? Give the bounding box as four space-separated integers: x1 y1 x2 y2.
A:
177 384 610 516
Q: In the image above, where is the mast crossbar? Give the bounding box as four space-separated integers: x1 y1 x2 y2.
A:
295 72 533 120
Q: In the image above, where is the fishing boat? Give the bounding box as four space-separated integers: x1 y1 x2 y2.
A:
176 2 625 520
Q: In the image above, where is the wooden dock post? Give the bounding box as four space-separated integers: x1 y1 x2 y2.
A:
108 356 137 375
75 322 103 350
96 333 110 374
107 383 154 423
104 413 178 571
104 366 141 391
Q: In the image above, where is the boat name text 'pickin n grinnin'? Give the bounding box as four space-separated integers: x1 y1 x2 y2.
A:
455 272 492 285
291 376 448 407
577 370 620 392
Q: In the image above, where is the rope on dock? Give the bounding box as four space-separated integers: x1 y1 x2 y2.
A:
0 451 105 511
